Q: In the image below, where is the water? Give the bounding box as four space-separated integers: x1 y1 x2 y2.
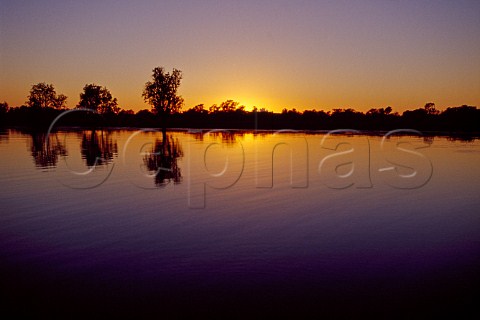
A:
1 129 479 316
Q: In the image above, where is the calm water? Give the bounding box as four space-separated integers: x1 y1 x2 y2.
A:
1 129 479 316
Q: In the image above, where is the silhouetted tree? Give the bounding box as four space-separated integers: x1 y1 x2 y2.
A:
0 102 8 121
143 134 183 187
209 104 220 113
330 108 363 128
192 104 208 114
220 100 239 112
27 83 67 109
78 84 119 114
363 106 400 129
185 104 208 115
143 67 183 136
121 109 135 115
0 101 8 113
366 108 380 116
440 105 479 132
235 105 246 114
367 107 392 116
424 102 438 115
401 108 428 129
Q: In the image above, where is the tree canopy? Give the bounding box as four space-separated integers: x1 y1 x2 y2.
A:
142 67 183 117
77 84 119 114
424 102 439 115
27 83 67 109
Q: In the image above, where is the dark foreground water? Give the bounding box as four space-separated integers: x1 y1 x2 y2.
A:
1 129 479 317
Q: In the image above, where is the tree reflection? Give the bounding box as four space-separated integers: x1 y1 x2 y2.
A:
29 132 67 168
423 135 434 145
190 130 241 145
447 135 477 142
0 128 8 144
190 130 205 142
81 130 117 167
212 131 237 145
143 135 183 187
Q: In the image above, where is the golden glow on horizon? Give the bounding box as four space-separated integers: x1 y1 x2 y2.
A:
1 2 479 113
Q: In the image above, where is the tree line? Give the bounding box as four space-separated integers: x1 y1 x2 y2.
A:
0 66 479 133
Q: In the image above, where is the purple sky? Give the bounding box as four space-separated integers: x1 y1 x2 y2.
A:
1 0 479 112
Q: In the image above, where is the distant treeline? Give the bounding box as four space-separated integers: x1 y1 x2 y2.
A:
1 75 479 133
1 100 479 133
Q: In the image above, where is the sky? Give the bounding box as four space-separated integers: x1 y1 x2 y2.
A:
1 0 479 112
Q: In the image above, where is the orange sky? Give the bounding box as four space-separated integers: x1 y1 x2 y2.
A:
1 1 479 113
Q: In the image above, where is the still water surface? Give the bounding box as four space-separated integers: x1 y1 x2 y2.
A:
0 129 479 315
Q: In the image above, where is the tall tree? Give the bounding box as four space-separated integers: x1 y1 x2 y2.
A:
142 67 183 134
27 82 67 109
78 84 119 114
